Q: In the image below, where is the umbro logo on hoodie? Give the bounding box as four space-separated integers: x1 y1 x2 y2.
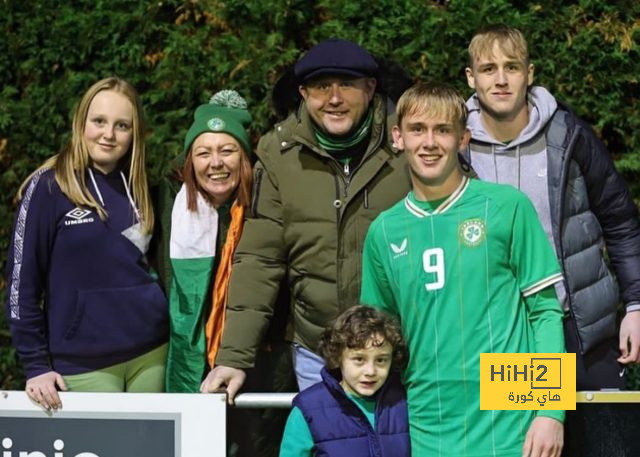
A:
64 207 94 226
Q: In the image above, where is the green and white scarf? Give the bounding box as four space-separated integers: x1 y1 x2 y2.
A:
314 107 373 154
165 184 217 392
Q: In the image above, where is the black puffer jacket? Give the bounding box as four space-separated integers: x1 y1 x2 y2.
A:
465 102 640 354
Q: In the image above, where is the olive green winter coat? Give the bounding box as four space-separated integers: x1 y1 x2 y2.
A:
215 94 411 368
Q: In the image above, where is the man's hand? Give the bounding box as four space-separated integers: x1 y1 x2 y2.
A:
522 416 563 457
200 365 247 405
26 371 67 411
618 311 640 364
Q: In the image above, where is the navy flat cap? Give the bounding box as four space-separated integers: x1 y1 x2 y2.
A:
294 39 378 83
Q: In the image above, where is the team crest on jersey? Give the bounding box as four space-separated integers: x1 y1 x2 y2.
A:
64 207 94 226
458 218 485 247
390 238 408 258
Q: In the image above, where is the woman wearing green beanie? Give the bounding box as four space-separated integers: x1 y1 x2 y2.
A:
154 89 253 393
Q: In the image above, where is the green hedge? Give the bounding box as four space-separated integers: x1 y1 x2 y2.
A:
1 0 639 390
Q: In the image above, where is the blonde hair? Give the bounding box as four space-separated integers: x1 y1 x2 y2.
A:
396 82 468 133
468 25 529 68
17 77 154 234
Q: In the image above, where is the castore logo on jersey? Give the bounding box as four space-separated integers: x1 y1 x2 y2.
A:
390 238 408 259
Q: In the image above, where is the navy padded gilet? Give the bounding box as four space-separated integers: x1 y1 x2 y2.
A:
293 367 411 457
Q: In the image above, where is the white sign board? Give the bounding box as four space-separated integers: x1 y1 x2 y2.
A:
0 391 226 457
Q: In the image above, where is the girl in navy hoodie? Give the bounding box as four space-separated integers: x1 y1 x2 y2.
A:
279 305 411 457
5 77 168 410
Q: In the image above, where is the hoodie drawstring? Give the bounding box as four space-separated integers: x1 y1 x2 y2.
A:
88 168 141 221
517 144 521 189
492 144 498 184
491 144 521 189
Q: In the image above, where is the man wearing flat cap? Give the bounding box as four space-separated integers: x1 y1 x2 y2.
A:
201 38 411 397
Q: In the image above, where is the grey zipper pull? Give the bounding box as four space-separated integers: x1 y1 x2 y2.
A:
344 161 349 176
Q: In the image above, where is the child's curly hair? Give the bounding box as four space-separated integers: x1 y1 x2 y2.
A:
318 305 408 372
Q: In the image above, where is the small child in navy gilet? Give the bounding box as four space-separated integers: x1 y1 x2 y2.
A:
279 305 411 457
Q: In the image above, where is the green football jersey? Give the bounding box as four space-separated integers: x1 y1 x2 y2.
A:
361 176 564 457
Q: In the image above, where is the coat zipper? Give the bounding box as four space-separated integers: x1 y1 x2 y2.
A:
251 167 264 217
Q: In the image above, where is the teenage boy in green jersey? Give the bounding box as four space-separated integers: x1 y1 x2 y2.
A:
360 83 566 457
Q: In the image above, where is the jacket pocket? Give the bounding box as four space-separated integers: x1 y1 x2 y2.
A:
63 283 168 356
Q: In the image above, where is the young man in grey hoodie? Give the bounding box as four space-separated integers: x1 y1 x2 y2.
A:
463 24 640 453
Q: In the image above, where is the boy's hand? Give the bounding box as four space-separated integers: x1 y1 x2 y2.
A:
26 371 67 411
522 416 563 457
200 365 246 405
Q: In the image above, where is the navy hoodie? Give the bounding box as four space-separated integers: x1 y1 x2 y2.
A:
5 168 168 379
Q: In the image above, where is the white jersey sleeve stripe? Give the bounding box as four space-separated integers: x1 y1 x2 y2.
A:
521 273 564 297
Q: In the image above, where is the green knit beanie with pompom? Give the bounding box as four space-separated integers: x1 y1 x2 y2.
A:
183 89 252 153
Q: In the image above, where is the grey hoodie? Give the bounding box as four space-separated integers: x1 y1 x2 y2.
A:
466 86 568 308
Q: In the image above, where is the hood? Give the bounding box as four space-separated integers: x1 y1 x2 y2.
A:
466 86 558 149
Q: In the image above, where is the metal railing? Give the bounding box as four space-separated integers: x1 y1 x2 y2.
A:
576 391 640 403
233 392 296 408
231 390 640 408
